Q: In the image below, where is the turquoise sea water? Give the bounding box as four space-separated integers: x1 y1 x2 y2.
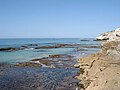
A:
0 38 101 90
0 38 100 63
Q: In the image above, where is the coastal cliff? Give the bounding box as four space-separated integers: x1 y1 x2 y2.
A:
75 28 120 90
96 27 120 41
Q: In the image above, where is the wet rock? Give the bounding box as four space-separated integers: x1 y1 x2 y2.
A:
30 54 75 68
49 54 73 58
35 44 81 49
21 45 28 48
35 44 65 49
80 45 101 48
0 47 17 51
26 44 38 46
35 45 58 49
20 46 28 50
81 40 90 41
0 46 30 51
15 62 42 67
31 59 51 65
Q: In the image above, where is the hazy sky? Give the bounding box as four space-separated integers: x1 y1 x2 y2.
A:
0 0 120 38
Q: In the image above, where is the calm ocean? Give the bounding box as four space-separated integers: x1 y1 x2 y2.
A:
0 38 100 63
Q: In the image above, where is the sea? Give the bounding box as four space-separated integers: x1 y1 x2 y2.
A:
0 38 101 90
0 38 100 64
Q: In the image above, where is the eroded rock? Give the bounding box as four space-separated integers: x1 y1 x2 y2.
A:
76 40 120 90
15 62 42 67
16 54 75 68
96 27 120 41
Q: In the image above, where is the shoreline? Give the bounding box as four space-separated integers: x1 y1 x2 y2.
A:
0 42 100 90
0 38 101 90
75 40 120 90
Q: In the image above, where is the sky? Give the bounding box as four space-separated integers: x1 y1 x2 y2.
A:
0 0 120 38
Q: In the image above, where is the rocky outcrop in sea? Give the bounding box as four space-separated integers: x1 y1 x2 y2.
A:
75 28 120 90
96 27 120 41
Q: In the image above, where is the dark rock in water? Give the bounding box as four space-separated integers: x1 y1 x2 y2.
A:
49 54 73 58
31 59 51 66
0 45 30 51
21 45 28 48
80 45 101 48
56 44 80 48
30 54 75 68
15 62 42 67
35 44 81 49
0 47 17 51
20 46 28 50
95 38 109 41
26 44 38 46
35 44 65 49
35 45 57 49
80 40 90 41
49 54 65 58
0 46 29 51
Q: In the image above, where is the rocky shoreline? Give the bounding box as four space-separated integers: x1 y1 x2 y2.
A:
0 43 100 52
75 28 120 90
0 40 101 90
15 54 75 68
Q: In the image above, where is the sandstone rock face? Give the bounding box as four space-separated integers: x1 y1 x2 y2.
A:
75 40 120 90
75 28 120 90
96 28 120 41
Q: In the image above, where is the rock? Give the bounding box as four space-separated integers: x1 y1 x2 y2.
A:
0 44 39 51
80 45 101 48
15 62 42 67
21 45 28 48
0 46 30 51
49 54 64 58
96 27 120 41
74 64 80 68
81 40 90 41
0 47 17 51
76 40 120 90
26 44 38 46
31 59 50 65
35 44 81 49
20 46 28 50
49 54 72 58
35 45 59 49
30 54 74 68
